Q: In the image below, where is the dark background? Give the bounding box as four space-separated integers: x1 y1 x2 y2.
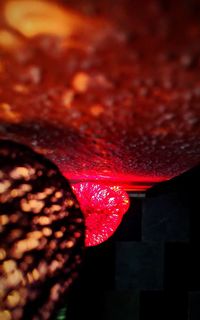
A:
66 165 200 320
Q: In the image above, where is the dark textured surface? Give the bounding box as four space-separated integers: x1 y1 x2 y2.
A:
142 195 190 242
188 292 200 320
104 291 139 320
116 242 164 291
140 290 188 320
0 140 85 320
67 165 200 319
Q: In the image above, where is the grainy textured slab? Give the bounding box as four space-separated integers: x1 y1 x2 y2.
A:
0 0 199 190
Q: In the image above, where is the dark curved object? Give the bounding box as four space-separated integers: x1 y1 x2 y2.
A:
0 139 85 320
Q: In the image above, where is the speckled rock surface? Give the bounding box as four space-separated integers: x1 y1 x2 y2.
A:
0 0 199 190
0 140 84 320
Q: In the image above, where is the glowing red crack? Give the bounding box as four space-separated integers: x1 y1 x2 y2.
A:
72 182 130 246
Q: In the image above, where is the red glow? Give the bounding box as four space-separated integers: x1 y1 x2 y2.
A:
65 172 168 192
72 182 130 246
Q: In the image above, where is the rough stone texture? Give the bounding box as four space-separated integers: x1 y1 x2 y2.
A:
0 140 85 320
0 0 199 190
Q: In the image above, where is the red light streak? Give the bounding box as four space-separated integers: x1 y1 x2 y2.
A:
65 172 168 191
